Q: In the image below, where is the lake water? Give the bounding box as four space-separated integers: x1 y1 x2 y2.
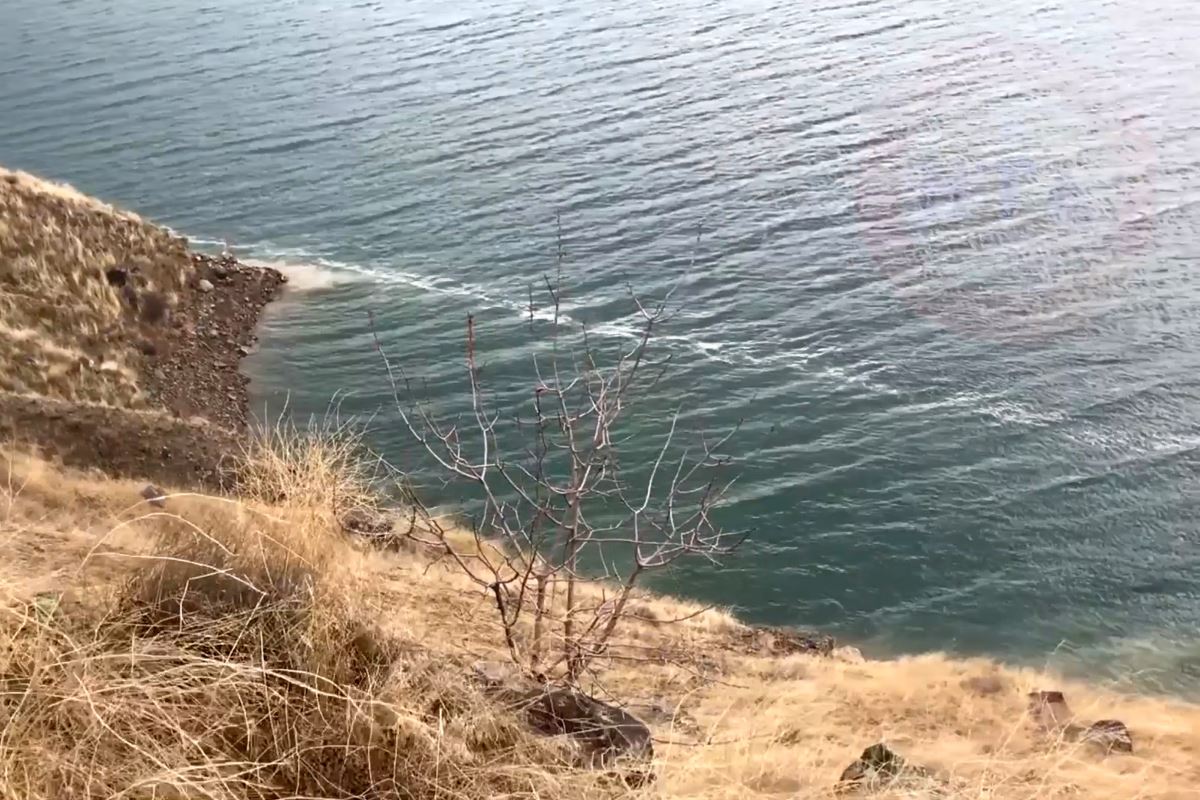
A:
4 0 1200 692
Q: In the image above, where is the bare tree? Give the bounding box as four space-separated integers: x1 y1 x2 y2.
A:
373 237 745 683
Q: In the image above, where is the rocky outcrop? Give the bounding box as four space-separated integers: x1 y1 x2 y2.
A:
519 687 653 765
137 252 284 432
837 743 932 792
140 483 166 508
1081 719 1134 754
469 660 653 780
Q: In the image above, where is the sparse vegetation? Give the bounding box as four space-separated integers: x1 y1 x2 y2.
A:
0 443 606 800
376 266 744 683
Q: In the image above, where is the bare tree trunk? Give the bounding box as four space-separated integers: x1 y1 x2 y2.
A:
531 572 548 673
562 456 583 671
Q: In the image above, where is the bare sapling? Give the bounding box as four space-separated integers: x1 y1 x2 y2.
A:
373 238 746 683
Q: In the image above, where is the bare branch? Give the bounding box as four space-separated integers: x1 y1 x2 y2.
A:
371 229 747 682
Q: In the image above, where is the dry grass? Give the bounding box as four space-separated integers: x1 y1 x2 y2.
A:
0 443 607 799
0 167 191 405
2 436 1200 799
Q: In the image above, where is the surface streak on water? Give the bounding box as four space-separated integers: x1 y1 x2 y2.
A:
4 0 1200 692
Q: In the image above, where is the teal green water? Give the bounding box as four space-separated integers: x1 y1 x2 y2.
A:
4 0 1200 691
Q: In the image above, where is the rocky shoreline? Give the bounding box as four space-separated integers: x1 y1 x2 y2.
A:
138 251 286 432
1 246 286 489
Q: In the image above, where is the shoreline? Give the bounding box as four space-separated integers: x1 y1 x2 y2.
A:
0 165 287 487
147 249 287 432
0 250 284 488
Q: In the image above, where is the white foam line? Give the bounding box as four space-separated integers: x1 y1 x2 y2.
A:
176 236 1062 425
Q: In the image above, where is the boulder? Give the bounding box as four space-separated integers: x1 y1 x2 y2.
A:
197 279 214 293
1081 719 1133 754
837 743 930 792
516 686 653 767
467 662 652 782
140 484 166 508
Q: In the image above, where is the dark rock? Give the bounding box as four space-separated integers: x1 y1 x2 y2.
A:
105 267 129 287
837 743 930 792
517 687 653 767
472 667 651 779
136 339 158 357
140 484 166 508
1081 719 1133 754
1028 690 1074 732
236 345 250 357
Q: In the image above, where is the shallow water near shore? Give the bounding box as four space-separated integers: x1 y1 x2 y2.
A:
4 0 1200 693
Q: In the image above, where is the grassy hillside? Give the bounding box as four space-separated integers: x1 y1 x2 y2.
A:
3 442 1200 799
1 168 1199 798
0 166 283 485
0 168 190 405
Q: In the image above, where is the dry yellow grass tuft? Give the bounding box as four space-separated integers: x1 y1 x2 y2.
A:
0 167 191 405
2 436 1200 798
0 442 619 799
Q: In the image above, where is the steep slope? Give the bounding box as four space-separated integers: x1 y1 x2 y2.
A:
0 167 283 485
